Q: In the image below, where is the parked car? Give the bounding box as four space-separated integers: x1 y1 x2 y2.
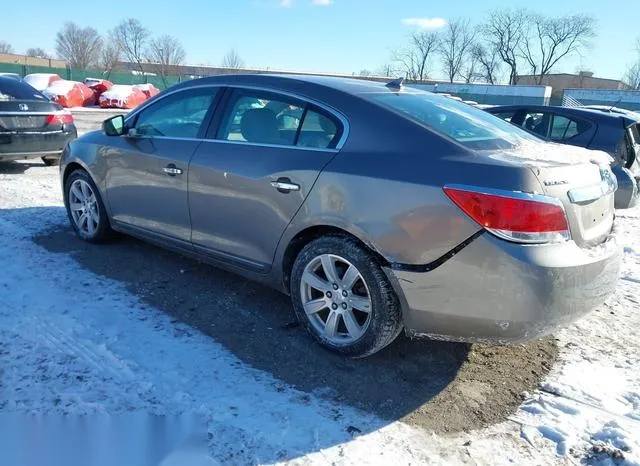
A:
486 105 640 209
0 76 77 165
23 73 61 92
60 75 620 357
42 80 96 108
0 72 22 81
98 85 148 109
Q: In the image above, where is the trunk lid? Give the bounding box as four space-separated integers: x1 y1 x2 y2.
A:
0 100 64 132
487 140 615 247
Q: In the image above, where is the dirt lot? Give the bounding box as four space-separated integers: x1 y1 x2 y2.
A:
34 226 558 433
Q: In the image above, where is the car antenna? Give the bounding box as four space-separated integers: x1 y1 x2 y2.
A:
607 97 622 112
386 77 404 89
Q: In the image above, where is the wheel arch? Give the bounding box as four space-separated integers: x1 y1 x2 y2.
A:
62 161 88 187
280 224 390 294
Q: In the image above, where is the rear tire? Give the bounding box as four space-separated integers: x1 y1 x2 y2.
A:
64 169 113 243
291 235 403 358
41 157 60 166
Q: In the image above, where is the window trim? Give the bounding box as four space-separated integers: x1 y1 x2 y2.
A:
124 83 350 151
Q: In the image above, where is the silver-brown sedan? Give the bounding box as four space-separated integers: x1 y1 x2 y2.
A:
60 74 621 357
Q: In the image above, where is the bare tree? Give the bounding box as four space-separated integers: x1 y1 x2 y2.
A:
221 49 245 69
112 19 150 74
0 41 12 54
439 18 476 82
625 39 640 89
470 43 502 84
55 22 102 69
520 14 596 84
459 48 479 83
377 63 396 77
625 62 640 90
482 9 528 84
100 33 121 79
26 47 50 59
147 35 186 87
393 31 440 81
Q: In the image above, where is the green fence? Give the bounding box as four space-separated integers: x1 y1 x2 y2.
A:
0 62 191 90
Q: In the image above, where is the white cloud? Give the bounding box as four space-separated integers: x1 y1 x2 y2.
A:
312 0 333 5
280 0 293 6
402 17 447 30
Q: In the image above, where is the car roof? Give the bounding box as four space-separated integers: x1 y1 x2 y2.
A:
179 73 404 96
487 104 636 123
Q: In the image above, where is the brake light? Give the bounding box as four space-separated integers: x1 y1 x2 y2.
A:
46 112 74 126
443 185 570 244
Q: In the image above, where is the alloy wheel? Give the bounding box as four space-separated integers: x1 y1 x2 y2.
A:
299 254 372 344
68 179 100 236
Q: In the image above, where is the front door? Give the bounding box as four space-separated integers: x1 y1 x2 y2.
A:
104 87 219 242
188 88 344 271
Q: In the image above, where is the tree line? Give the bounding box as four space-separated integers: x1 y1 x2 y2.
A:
625 39 640 90
0 21 244 88
367 9 601 85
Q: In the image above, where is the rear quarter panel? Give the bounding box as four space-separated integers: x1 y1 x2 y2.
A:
273 100 547 274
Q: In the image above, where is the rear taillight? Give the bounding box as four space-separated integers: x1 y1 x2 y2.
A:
443 185 570 244
46 112 74 126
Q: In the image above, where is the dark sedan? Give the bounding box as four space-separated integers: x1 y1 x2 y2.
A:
486 104 640 209
0 76 77 166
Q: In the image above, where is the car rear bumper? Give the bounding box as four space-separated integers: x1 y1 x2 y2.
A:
384 229 621 343
0 127 77 161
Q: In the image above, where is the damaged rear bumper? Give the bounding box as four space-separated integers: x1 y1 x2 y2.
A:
384 229 621 344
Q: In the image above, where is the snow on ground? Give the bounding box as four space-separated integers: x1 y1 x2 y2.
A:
0 162 639 465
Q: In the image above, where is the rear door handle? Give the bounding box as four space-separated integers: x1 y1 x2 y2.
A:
271 178 300 193
163 164 183 176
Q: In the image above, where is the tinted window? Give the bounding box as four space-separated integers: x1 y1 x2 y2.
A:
134 88 217 138
369 91 539 150
0 78 47 101
297 111 339 149
521 112 549 138
493 111 516 123
550 115 589 141
218 90 341 149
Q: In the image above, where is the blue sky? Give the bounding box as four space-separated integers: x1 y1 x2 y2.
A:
3 0 639 81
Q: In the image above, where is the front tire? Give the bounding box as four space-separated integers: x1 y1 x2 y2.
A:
64 169 112 243
291 235 403 358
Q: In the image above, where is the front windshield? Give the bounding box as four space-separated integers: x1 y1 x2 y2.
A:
368 90 540 150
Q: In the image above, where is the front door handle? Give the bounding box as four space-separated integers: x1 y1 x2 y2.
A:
271 178 300 193
163 164 183 176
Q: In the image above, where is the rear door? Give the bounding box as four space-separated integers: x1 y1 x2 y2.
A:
188 87 344 271
104 86 219 243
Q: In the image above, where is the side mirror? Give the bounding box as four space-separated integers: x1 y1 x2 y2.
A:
103 115 125 136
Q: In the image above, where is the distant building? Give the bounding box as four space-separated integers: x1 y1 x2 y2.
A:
0 52 66 69
517 71 632 104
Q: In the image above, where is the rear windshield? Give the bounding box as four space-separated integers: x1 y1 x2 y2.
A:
0 78 47 101
368 91 539 150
